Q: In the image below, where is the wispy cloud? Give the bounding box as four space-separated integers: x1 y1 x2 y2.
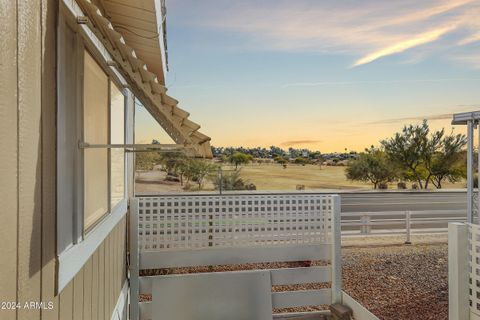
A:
280 140 322 146
367 113 454 125
169 78 480 89
458 32 480 45
451 54 480 69
366 109 480 125
366 107 480 125
352 26 455 66
282 78 480 88
170 0 480 68
457 104 480 108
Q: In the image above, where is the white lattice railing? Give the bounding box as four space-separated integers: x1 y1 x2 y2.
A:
137 194 335 252
132 194 343 320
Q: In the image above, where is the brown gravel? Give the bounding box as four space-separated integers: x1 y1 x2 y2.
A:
342 243 448 320
140 261 328 277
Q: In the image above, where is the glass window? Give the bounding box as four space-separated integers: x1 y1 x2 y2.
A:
83 51 109 230
110 82 125 208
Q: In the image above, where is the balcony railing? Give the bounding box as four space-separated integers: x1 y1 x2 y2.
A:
132 193 350 319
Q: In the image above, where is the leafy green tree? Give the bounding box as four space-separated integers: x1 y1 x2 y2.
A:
381 120 467 189
429 134 467 188
381 120 439 189
270 146 287 158
346 148 397 189
274 156 288 168
135 152 162 171
184 160 217 189
229 152 253 169
176 158 193 186
160 152 186 176
294 157 309 166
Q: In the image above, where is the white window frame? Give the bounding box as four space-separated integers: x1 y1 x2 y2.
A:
56 3 133 293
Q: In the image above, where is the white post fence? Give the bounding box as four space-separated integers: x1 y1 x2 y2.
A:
342 209 465 242
404 211 411 245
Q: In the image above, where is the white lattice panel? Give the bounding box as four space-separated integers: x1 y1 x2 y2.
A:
468 223 480 316
137 194 336 252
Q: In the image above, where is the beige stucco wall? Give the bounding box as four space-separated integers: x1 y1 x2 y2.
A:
0 1 127 319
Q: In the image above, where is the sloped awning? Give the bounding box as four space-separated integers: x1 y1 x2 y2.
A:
76 0 212 158
99 0 168 85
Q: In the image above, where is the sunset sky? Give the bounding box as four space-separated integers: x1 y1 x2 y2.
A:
135 0 480 152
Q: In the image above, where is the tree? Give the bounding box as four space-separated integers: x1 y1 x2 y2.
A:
184 160 216 189
381 120 467 189
229 152 253 169
274 156 288 168
176 158 193 186
135 152 161 171
294 157 309 166
381 120 439 189
211 169 255 190
160 152 186 176
270 146 287 158
345 148 397 189
429 133 467 188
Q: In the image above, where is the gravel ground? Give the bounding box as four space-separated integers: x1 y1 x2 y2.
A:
342 243 448 320
342 234 447 248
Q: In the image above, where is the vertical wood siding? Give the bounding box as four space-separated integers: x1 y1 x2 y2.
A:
0 1 128 319
0 0 19 319
41 0 60 319
58 217 127 320
17 0 42 318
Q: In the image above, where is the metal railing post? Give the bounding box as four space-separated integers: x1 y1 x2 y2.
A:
405 211 412 245
331 195 342 304
448 223 469 320
467 120 474 224
361 215 367 234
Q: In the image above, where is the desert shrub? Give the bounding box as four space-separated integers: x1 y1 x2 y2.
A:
245 183 256 190
212 169 254 191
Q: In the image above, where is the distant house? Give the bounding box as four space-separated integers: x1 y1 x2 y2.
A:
1 1 210 319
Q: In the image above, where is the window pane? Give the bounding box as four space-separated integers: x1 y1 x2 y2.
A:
110 83 125 207
84 51 109 230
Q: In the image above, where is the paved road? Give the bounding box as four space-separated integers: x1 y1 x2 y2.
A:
140 189 468 214
339 191 467 213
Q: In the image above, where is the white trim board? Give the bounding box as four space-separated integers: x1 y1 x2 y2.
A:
57 199 127 292
139 266 331 295
140 244 332 269
342 291 380 320
111 280 129 320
